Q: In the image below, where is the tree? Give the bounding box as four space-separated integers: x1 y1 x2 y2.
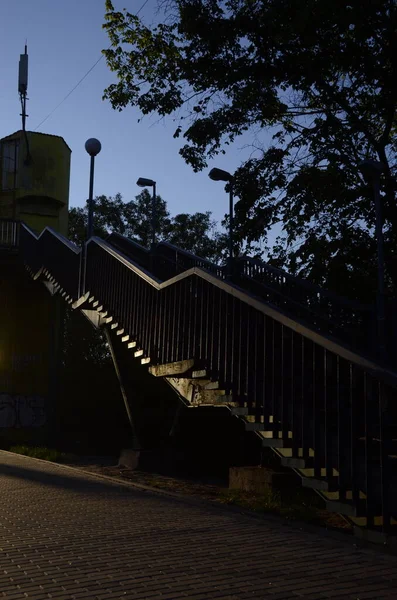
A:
69 190 224 262
102 0 397 302
164 211 222 259
123 189 171 246
68 193 128 245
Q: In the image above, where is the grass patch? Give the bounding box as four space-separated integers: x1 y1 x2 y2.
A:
8 445 74 463
118 470 351 533
217 487 351 531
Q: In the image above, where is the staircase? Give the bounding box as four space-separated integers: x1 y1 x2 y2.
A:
9 220 397 543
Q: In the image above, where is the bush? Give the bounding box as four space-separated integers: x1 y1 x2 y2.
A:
8 445 73 463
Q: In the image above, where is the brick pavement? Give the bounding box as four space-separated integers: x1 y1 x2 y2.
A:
0 451 396 600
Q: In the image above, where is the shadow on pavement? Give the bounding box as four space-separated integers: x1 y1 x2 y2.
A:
0 457 147 497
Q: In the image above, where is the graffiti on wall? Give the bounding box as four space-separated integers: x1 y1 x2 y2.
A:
0 394 46 428
0 353 47 428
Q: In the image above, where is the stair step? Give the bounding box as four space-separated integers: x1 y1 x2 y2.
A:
192 370 207 379
326 499 374 518
149 360 195 377
230 407 249 416
261 437 291 449
245 422 267 431
203 381 221 390
302 476 339 492
281 457 309 469
205 395 236 407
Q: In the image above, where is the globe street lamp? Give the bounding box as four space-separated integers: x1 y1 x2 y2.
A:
209 167 234 275
137 177 157 247
358 159 386 359
85 138 101 240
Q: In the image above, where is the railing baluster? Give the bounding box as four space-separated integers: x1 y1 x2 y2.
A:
350 364 361 511
364 372 375 530
313 344 323 479
378 382 391 533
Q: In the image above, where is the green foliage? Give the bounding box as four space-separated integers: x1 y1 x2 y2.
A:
68 193 128 245
103 0 397 301
62 306 110 369
69 190 224 262
164 211 223 260
8 445 73 463
218 485 348 530
123 189 171 247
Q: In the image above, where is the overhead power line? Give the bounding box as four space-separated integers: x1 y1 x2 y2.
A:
33 0 151 131
34 55 105 131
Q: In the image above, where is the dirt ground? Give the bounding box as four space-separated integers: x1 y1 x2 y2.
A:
65 455 352 535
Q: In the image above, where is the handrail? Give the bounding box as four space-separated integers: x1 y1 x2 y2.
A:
20 222 81 253
106 230 371 309
85 236 397 384
156 240 225 277
104 233 377 359
19 224 82 301
239 255 372 311
14 223 382 363
89 236 162 286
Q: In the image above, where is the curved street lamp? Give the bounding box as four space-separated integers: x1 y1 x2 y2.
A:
85 138 101 240
209 167 234 275
137 177 157 247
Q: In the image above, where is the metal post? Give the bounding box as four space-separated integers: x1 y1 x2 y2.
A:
152 182 157 247
373 176 386 359
87 155 95 240
227 185 234 278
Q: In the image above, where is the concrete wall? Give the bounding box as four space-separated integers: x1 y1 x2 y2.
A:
0 130 71 236
0 253 59 440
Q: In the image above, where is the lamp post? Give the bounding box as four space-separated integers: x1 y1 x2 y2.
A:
358 159 386 359
85 138 101 240
208 167 234 276
137 177 157 247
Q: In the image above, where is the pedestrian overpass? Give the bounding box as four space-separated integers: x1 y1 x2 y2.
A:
1 217 396 545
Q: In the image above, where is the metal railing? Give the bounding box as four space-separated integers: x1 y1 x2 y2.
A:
107 232 151 271
107 233 380 361
83 236 397 535
14 224 397 535
19 223 82 301
154 241 225 278
0 219 19 248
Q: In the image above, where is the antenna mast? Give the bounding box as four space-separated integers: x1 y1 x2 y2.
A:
18 43 31 163
19 44 28 130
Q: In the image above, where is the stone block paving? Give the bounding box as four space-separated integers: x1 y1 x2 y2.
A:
0 451 396 600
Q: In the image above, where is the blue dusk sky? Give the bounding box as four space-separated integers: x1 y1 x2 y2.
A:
0 0 273 243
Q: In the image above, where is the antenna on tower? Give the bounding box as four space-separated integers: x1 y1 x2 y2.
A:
18 43 31 164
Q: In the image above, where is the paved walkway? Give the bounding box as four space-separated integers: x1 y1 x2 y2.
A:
0 451 396 600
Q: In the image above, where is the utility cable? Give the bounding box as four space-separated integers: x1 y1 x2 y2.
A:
33 0 151 131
